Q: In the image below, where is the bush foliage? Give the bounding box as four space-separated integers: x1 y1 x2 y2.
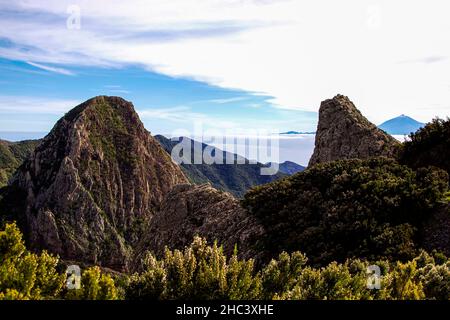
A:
0 223 64 300
1 224 449 300
0 223 118 300
126 236 450 300
400 117 450 176
242 157 449 265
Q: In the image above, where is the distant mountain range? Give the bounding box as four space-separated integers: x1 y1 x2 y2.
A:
266 161 305 175
155 135 290 198
378 115 425 135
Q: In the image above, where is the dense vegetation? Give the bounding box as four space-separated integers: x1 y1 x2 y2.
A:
400 117 450 175
242 157 449 265
0 223 118 300
155 135 286 198
1 224 449 300
126 236 450 300
0 140 39 188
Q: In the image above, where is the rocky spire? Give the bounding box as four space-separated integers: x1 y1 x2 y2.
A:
309 95 400 166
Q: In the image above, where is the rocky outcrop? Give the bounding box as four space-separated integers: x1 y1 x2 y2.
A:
8 96 188 270
133 184 264 269
309 95 400 166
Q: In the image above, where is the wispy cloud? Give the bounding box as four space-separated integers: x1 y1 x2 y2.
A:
137 104 317 132
101 85 131 94
0 95 79 114
0 63 48 75
103 85 122 89
108 89 131 94
138 106 236 128
26 61 75 75
206 96 249 104
247 103 262 108
398 55 448 65
138 106 191 121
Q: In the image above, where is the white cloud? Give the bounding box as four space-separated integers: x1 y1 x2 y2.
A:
247 103 262 108
0 95 80 114
26 61 75 75
108 89 131 94
103 85 122 89
138 106 192 122
0 0 449 124
138 106 237 128
206 97 249 104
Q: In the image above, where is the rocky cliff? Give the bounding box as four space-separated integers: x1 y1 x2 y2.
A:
7 96 188 270
309 95 400 166
133 184 263 270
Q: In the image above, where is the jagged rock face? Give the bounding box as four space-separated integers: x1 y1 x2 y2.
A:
133 184 264 270
10 96 187 270
309 95 400 166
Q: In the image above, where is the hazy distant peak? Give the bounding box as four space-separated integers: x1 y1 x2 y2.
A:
379 115 424 135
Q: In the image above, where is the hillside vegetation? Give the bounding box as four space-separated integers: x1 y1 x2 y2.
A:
400 118 450 175
2 224 449 300
0 140 39 188
243 157 449 265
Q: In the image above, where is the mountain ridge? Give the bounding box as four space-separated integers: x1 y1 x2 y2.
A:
154 135 287 197
266 161 305 175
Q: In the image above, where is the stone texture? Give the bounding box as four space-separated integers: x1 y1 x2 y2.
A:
309 95 400 167
9 96 188 270
133 183 264 270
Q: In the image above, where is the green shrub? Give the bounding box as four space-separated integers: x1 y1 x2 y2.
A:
400 117 450 176
242 158 448 265
261 252 307 299
65 266 118 300
0 223 65 300
0 223 119 300
2 222 449 301
126 237 261 300
125 236 450 300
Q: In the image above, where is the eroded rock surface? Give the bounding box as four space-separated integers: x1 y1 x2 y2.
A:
134 184 264 269
309 95 400 166
9 96 187 270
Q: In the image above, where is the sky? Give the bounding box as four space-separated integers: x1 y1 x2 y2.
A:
0 0 449 140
